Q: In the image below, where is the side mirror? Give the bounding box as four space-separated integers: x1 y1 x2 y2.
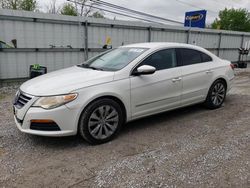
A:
133 65 156 76
11 39 17 48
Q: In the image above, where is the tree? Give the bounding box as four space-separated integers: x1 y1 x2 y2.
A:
59 0 103 17
0 0 37 11
60 3 77 16
73 0 100 16
212 8 250 32
46 0 59 14
90 11 104 18
19 0 36 11
1 0 20 9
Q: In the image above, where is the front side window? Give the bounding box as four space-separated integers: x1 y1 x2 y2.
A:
79 48 147 71
140 49 177 71
0 41 12 48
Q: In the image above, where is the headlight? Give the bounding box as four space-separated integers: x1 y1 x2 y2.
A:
33 93 78 109
13 90 20 104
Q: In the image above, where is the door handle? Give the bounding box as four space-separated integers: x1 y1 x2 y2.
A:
172 77 182 82
206 70 213 74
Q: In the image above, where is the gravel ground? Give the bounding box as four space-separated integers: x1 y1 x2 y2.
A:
0 69 250 188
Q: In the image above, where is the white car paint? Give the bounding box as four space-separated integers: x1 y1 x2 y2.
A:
20 66 115 96
13 42 235 137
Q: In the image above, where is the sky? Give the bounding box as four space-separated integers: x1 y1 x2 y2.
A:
37 0 250 25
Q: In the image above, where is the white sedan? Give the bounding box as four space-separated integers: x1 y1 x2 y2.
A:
13 42 235 144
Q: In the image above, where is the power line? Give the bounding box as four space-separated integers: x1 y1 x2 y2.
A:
67 0 183 25
67 0 167 25
175 0 219 15
90 0 183 24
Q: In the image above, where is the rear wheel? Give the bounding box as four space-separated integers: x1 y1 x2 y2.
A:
204 80 227 109
78 98 124 144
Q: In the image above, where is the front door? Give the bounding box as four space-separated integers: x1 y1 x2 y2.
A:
130 48 182 119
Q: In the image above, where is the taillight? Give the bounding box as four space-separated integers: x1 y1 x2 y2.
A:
230 63 235 70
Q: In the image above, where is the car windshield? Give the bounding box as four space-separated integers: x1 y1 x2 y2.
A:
78 47 148 71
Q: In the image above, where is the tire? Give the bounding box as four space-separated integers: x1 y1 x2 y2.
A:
204 80 227 109
78 98 124 145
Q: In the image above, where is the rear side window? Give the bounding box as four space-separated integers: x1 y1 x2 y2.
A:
201 52 212 62
180 48 202 66
141 49 177 71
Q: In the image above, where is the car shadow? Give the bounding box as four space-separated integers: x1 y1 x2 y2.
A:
27 134 86 149
120 103 206 135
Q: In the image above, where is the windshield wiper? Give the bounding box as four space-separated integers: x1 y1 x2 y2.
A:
88 66 104 71
77 64 103 71
77 63 89 68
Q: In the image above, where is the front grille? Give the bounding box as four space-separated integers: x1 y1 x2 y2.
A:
30 122 61 131
15 92 32 109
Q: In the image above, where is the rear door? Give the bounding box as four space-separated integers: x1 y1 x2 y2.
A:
177 48 213 105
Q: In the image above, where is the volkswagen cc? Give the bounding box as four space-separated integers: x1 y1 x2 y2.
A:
13 43 235 144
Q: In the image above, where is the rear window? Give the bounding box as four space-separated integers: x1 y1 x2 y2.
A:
201 52 212 62
179 48 213 66
180 48 202 66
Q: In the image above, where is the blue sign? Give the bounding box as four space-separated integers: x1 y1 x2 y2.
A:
184 10 207 28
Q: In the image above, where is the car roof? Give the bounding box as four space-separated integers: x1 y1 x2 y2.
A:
121 42 203 50
120 42 218 59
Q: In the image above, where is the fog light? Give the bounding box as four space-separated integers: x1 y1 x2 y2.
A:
30 119 61 131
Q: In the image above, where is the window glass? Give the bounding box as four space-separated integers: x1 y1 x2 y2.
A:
80 47 147 71
0 41 13 48
201 52 212 62
141 49 177 70
180 49 202 65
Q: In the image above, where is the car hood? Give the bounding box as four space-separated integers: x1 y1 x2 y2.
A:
20 66 115 96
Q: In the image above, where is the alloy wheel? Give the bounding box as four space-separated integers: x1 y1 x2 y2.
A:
211 82 226 106
88 105 119 140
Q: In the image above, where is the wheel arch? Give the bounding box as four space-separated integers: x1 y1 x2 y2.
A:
204 77 228 109
92 95 127 123
213 77 227 90
77 95 127 131
206 77 228 99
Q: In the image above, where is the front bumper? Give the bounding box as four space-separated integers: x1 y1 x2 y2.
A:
14 105 79 137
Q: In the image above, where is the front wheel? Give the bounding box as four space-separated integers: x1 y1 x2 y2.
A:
204 80 227 109
78 98 124 144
